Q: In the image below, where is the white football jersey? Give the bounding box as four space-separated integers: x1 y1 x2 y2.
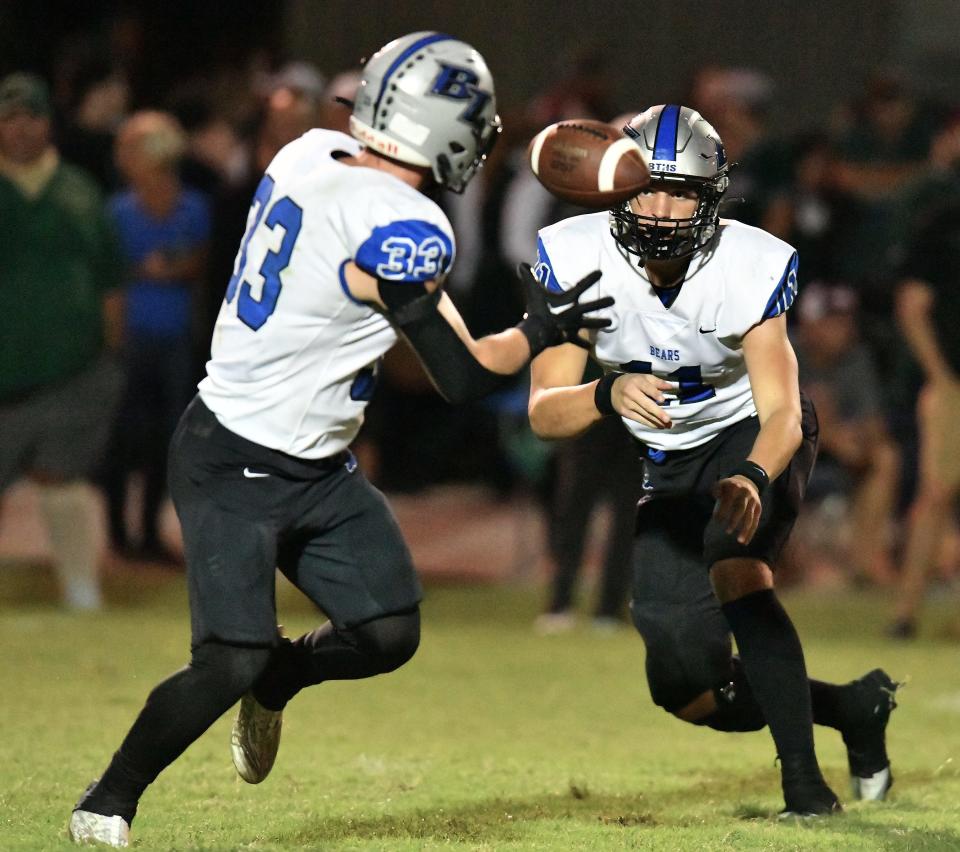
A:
199 129 456 458
535 214 798 451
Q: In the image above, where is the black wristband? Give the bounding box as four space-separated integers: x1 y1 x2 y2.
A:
725 460 770 495
516 313 559 359
594 371 624 416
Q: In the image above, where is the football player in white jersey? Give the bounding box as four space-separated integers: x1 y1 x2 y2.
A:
528 105 898 817
68 33 612 847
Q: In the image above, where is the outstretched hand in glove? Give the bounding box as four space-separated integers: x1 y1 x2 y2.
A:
516 262 613 357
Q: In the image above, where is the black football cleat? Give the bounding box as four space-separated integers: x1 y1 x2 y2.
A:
779 755 843 818
842 668 899 801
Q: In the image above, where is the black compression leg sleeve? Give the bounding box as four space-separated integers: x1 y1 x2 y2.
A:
697 656 767 732
696 660 852 734
720 589 817 761
77 643 271 824
253 607 421 711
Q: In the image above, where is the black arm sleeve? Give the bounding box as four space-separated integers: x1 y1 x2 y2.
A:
377 280 517 405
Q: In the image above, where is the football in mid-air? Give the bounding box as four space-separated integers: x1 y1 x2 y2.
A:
527 119 650 209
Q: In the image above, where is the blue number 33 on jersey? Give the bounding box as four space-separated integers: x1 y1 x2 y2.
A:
225 174 304 331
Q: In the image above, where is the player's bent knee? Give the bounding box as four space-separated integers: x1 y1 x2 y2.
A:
655 658 766 733
190 641 272 700
673 690 717 723
351 607 421 674
709 558 773 603
633 603 733 716
695 656 767 732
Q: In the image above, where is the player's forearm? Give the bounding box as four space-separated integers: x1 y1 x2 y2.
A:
529 381 603 439
471 327 533 375
746 408 802 481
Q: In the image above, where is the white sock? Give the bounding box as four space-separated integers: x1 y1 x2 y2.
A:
37 482 103 611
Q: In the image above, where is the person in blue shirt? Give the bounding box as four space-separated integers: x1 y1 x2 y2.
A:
104 110 211 563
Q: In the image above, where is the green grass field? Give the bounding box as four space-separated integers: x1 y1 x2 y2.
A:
2 568 960 851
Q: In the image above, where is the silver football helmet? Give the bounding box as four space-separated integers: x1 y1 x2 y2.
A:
610 104 729 263
350 32 501 193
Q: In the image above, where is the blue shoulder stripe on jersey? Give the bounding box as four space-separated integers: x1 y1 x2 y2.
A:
762 251 799 319
534 237 563 293
373 33 455 120
653 104 682 162
338 259 366 305
356 219 454 283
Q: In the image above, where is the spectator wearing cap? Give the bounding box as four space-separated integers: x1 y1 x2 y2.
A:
0 72 124 610
102 110 211 564
792 281 900 586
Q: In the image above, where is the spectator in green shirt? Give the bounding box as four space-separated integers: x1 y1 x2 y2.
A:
0 72 123 610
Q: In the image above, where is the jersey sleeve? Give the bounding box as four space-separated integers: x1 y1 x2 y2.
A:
344 183 456 285
534 216 606 294
533 233 565 293
758 249 798 321
719 227 799 338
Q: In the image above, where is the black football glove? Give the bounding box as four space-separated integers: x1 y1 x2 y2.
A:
516 262 612 356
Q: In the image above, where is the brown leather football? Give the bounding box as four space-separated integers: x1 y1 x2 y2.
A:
527 119 650 209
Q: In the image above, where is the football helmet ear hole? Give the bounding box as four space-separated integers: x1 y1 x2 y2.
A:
437 153 453 187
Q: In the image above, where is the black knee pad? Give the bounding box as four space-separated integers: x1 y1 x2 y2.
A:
632 599 733 713
696 656 767 732
631 500 733 714
190 641 272 700
348 607 421 674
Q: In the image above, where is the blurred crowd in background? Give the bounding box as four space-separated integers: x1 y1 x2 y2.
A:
2 16 959 641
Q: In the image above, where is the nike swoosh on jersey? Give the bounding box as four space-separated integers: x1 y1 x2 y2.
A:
243 468 270 478
698 326 717 334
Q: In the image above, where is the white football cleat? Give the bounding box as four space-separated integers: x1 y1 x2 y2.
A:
231 692 283 784
68 809 130 847
850 765 893 802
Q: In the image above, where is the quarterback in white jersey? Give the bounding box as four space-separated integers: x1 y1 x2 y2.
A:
529 105 896 818
534 212 798 451
69 33 613 847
